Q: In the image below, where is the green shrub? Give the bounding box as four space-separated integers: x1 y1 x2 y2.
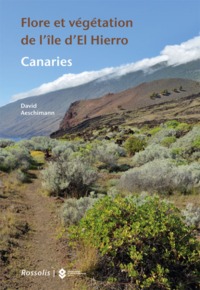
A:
192 137 200 150
148 128 177 146
164 121 190 135
165 120 180 128
69 195 200 289
124 136 146 156
176 122 191 132
161 89 170 96
148 126 161 135
150 92 160 100
161 136 176 147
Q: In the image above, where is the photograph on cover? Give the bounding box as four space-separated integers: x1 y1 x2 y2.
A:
0 0 199 289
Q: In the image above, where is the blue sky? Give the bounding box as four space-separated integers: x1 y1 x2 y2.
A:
0 0 199 107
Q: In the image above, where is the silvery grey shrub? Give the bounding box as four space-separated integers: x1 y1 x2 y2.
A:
119 159 200 194
0 147 32 172
18 136 60 151
0 139 15 148
148 128 177 145
182 203 200 229
52 143 75 158
42 154 97 196
91 141 125 166
171 126 200 151
61 196 99 226
132 144 173 166
16 169 28 183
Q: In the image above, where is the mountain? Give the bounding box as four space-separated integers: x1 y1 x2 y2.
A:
51 92 200 140
51 78 200 138
57 78 200 130
0 60 200 138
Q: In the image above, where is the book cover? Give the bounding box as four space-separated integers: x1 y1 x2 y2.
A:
0 0 200 289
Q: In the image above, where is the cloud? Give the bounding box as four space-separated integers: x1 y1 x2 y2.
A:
12 68 116 101
161 36 200 65
12 36 200 102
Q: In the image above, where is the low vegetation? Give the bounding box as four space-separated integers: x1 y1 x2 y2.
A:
150 86 184 99
0 120 200 289
69 195 200 289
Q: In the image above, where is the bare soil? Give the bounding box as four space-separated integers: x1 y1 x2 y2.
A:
0 172 75 290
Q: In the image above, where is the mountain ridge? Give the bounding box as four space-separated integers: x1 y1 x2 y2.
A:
51 92 200 139
59 78 200 130
0 60 199 138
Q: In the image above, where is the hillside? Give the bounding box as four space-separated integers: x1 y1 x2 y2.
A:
0 59 200 138
51 78 200 138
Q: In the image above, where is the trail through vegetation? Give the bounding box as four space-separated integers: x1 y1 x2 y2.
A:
0 171 73 290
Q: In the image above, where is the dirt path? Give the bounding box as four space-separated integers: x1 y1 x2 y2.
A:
10 172 74 290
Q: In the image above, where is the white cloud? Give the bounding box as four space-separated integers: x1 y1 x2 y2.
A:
12 68 116 101
161 36 200 65
12 36 200 102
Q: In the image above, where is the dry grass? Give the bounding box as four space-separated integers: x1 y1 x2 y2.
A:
0 209 16 241
0 172 29 267
167 193 200 209
71 242 99 274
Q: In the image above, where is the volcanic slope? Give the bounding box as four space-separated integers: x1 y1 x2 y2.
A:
51 78 200 138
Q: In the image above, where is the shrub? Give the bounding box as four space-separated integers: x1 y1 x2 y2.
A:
161 89 170 96
172 126 200 154
0 147 32 172
191 151 200 162
148 128 177 146
91 141 126 167
182 203 200 229
0 139 15 148
16 169 29 183
0 149 17 172
124 136 146 156
42 155 97 197
61 196 99 226
165 120 180 129
119 160 200 194
132 145 172 166
18 136 60 152
30 136 59 151
161 136 177 147
192 136 200 150
52 143 75 158
148 126 161 135
176 122 191 132
150 92 160 100
69 195 200 289
17 139 35 151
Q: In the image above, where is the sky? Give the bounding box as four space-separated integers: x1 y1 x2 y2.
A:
0 0 199 107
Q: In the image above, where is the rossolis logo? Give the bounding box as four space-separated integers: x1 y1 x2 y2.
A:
21 269 51 277
21 268 82 279
21 268 66 279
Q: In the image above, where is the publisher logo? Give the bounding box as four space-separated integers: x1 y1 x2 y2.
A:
58 268 66 279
